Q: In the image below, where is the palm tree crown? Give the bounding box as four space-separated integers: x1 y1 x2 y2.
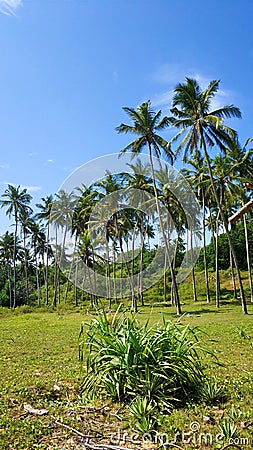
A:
169 78 241 161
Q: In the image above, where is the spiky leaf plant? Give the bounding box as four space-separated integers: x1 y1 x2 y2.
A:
79 307 212 410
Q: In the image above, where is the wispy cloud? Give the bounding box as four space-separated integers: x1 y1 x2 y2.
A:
4 182 42 193
150 65 234 111
151 63 184 85
28 152 39 157
0 163 9 169
0 0 22 16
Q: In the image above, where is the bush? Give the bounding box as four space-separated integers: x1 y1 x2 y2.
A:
79 307 211 410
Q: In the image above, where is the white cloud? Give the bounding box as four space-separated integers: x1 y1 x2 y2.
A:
0 163 9 169
151 63 184 85
0 0 22 15
4 182 42 193
151 90 173 108
150 65 234 111
22 185 42 193
47 159 54 163
28 152 39 157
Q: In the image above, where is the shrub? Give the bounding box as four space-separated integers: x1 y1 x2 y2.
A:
199 379 227 406
79 307 211 410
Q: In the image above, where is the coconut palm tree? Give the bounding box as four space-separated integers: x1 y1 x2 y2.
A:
30 221 47 305
35 195 53 306
169 78 247 314
50 190 75 306
19 207 34 304
0 185 32 308
0 232 15 307
116 101 182 315
227 137 253 302
125 159 153 305
181 157 211 302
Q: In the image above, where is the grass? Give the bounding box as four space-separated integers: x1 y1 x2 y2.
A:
0 272 253 448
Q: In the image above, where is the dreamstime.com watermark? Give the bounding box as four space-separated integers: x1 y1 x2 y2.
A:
50 153 201 297
109 421 251 447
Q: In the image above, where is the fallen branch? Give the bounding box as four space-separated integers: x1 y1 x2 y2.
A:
54 419 96 440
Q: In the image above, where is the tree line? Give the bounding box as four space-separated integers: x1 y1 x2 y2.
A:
0 78 252 314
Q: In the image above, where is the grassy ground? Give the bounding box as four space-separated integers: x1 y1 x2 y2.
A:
0 273 253 449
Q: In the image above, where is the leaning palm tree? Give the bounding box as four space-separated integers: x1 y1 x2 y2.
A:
116 101 182 315
0 185 32 308
169 78 247 314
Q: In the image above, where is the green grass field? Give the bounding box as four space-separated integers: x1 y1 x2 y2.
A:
1 275 253 449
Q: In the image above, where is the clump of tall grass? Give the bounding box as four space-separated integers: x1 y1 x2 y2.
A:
79 307 212 410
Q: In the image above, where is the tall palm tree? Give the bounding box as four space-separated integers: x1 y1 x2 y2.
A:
0 185 32 308
35 195 53 306
155 165 187 303
0 231 15 307
116 101 182 315
181 157 211 303
30 221 47 306
51 190 75 306
126 159 153 305
227 137 253 302
169 78 247 314
19 207 34 304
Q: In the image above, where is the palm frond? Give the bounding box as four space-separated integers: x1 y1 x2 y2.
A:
210 105 242 119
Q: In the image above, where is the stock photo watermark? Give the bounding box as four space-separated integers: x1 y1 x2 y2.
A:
109 421 251 448
50 152 201 297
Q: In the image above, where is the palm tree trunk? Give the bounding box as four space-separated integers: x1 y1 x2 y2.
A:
229 248 237 299
202 194 210 303
13 212 18 309
201 132 247 314
7 264 12 308
53 228 58 307
139 230 144 306
190 229 197 302
163 250 167 303
105 238 111 307
215 218 220 308
75 261 78 307
115 216 137 311
35 259 41 306
23 232 29 304
131 225 137 312
243 214 253 303
148 143 181 315
45 222 50 306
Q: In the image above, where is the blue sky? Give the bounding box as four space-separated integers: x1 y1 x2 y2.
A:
0 0 253 232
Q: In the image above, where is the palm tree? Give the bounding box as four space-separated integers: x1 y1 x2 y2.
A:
50 190 75 306
0 232 15 307
227 137 253 302
35 195 53 306
30 221 47 305
0 185 32 308
155 165 187 303
116 101 182 315
169 78 247 314
182 157 211 303
126 159 153 305
212 153 245 300
19 207 34 304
